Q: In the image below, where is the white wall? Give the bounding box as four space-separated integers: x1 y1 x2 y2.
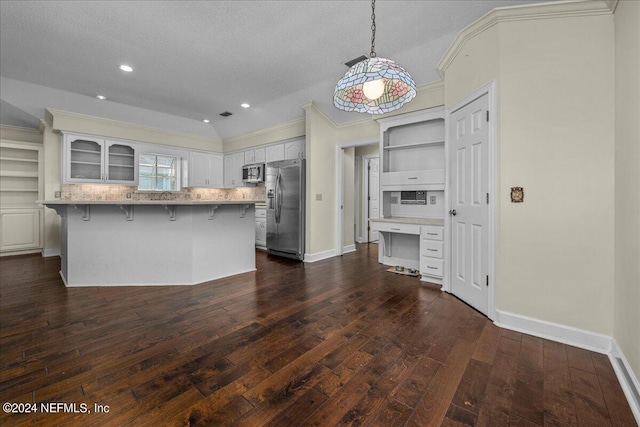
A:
614 0 640 386
444 11 616 336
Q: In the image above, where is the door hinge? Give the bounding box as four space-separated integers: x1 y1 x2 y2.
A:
486 111 490 122
368 165 371 171
486 193 489 204
486 275 489 286
368 196 371 201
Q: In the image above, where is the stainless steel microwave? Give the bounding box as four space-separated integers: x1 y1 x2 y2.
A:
242 163 265 183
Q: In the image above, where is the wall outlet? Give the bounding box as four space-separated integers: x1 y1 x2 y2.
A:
126 193 132 199
430 195 437 205
316 193 322 201
54 191 61 198
197 194 201 199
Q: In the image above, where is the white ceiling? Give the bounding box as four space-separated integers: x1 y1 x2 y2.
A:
0 0 544 140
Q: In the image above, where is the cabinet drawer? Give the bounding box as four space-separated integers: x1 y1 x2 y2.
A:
381 170 444 187
421 226 443 240
420 240 443 259
420 257 443 278
255 208 266 218
371 222 420 235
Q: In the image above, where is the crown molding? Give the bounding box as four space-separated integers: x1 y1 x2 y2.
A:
437 0 617 78
221 116 305 152
46 108 222 151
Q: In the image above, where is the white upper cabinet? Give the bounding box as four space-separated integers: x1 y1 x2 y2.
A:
224 152 245 187
63 133 137 185
284 138 305 160
187 151 223 188
244 147 265 165
266 144 284 163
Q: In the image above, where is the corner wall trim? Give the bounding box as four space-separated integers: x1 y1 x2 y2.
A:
303 249 337 263
494 309 612 354
610 339 640 424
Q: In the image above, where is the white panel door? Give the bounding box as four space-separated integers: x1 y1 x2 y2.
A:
449 93 489 315
368 157 380 242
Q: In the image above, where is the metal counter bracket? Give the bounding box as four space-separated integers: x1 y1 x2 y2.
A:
240 204 250 218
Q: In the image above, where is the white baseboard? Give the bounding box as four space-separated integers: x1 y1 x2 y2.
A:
342 244 356 254
304 249 337 263
610 338 640 424
42 248 60 258
356 237 367 244
494 309 612 354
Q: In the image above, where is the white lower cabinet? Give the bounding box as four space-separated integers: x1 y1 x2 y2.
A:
420 225 444 280
255 208 266 247
0 209 41 253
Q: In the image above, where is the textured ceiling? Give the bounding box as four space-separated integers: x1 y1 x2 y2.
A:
0 0 544 140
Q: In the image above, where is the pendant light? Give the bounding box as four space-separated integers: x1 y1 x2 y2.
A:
334 0 416 114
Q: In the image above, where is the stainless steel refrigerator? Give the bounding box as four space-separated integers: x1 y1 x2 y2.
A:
266 159 305 260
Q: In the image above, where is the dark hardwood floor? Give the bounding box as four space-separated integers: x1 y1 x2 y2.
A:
0 245 636 426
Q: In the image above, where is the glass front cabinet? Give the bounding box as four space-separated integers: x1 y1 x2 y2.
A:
63 133 138 185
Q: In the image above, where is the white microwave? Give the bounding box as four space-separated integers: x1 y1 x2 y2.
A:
242 163 265 183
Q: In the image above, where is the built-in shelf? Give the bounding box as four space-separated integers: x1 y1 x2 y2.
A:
109 152 134 158
0 140 44 254
70 160 101 166
70 148 101 154
109 164 134 168
0 156 38 163
0 171 39 178
383 140 445 151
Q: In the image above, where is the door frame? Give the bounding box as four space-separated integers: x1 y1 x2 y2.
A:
335 137 379 256
360 154 379 243
445 80 498 320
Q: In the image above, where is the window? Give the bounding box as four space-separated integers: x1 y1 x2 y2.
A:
138 154 179 191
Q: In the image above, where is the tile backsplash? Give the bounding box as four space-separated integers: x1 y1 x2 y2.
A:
61 184 266 202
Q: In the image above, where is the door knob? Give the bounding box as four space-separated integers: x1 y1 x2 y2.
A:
449 209 457 216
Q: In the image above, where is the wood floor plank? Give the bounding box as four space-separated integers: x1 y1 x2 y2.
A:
0 247 635 427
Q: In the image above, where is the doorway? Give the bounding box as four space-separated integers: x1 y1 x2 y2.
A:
335 138 378 256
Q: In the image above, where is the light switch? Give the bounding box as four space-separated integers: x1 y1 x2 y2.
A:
430 195 436 205
316 193 322 201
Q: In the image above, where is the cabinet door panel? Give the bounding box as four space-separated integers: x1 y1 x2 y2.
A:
244 151 255 165
266 144 284 163
284 140 304 160
254 148 266 164
106 141 137 184
67 136 104 182
209 154 224 187
0 209 40 251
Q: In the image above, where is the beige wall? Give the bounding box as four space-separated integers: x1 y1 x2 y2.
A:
614 0 640 383
444 13 616 335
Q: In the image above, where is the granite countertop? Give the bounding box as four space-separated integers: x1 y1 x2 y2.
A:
40 200 263 206
369 217 444 226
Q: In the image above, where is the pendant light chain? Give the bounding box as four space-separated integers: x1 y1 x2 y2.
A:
370 0 376 58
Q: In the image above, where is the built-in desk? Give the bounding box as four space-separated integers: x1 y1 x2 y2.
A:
370 217 445 284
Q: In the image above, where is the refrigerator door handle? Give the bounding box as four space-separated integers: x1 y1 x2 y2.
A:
275 171 282 224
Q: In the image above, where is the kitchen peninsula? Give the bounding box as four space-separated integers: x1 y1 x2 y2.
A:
43 199 261 287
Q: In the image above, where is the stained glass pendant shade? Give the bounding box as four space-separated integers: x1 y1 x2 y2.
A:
333 0 416 114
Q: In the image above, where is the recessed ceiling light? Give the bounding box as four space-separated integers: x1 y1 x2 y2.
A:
240 103 250 109
202 119 210 123
118 64 134 72
96 95 107 100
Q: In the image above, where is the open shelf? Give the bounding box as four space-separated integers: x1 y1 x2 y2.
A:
383 140 445 151
0 156 38 163
0 188 39 192
0 171 39 178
